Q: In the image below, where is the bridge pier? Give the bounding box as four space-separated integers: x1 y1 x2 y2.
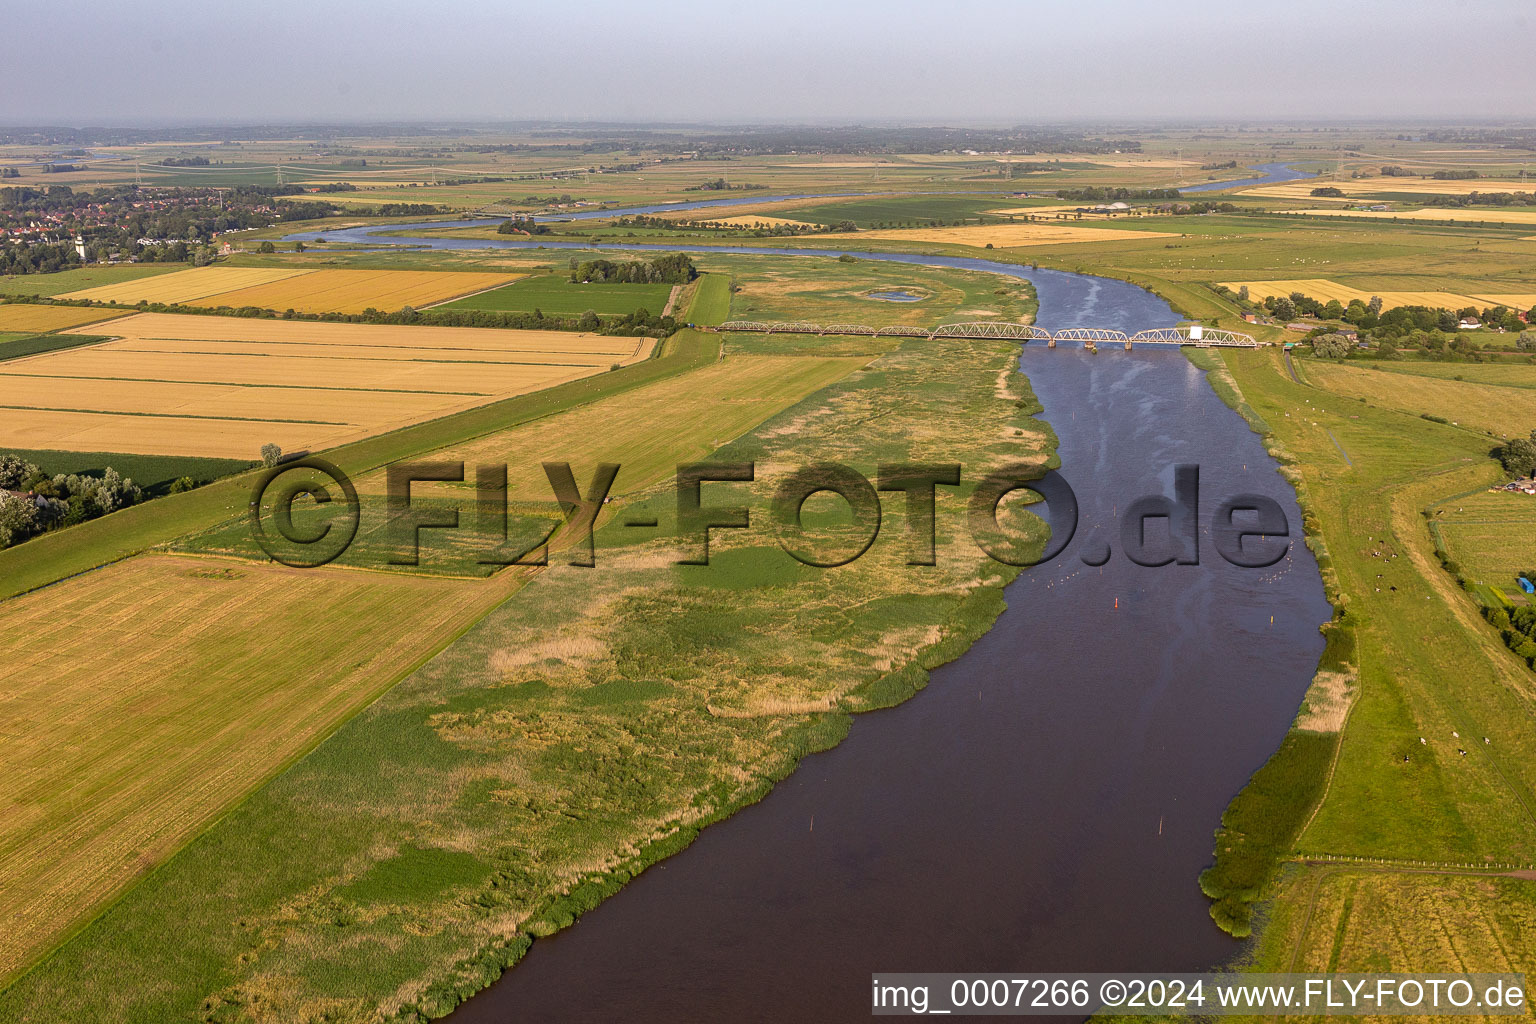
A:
1084 341 1096 352
1048 337 1056 348
1125 339 1133 351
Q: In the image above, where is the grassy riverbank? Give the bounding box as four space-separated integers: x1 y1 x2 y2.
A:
1194 345 1536 975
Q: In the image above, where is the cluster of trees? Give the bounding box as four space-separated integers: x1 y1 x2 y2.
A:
0 454 143 548
1056 187 1182 202
602 307 678 337
1309 333 1356 358
1431 191 1536 209
570 253 696 285
1488 602 1536 668
1252 289 1534 335
1433 169 1482 180
683 179 766 192
0 167 17 178
1311 186 1345 197
1496 430 1536 478
496 216 550 235
656 215 858 237
0 240 81 276
157 156 210 166
1201 160 1239 170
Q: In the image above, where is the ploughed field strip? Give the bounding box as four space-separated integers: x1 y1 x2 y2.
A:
57 266 522 314
0 314 651 459
56 266 308 304
0 303 129 333
1242 178 1536 199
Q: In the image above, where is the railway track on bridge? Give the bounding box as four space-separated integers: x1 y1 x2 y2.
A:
715 321 1262 349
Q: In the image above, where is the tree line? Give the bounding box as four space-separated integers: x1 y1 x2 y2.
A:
0 454 144 548
570 253 696 285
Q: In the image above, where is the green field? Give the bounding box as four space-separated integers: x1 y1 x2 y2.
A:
779 193 1017 226
435 273 675 316
0 264 183 296
1 448 254 493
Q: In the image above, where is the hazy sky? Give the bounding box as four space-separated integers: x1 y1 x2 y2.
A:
6 0 1533 124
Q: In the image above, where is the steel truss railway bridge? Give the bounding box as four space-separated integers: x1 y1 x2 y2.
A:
716 321 1262 349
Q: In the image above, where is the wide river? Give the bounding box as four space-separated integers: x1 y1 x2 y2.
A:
291 223 1333 1021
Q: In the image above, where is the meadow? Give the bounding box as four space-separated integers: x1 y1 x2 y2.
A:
0 314 647 458
436 274 674 316
0 264 184 297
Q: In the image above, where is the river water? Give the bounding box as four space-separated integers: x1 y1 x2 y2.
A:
284 224 1332 1021
1180 161 1315 193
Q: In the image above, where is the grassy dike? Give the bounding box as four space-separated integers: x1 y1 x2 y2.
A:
1185 345 1536 966
0 315 1059 1020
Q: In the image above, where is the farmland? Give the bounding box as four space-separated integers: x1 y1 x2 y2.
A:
1244 178 1536 200
1217 277 1533 310
0 553 520 983
1299 360 1536 438
0 313 651 458
0 303 127 332
181 268 521 313
0 264 185 297
57 266 522 313
58 265 307 304
0 312 1049 1022
1277 207 1536 227
810 222 1176 249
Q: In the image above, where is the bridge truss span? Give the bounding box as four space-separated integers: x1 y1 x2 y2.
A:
1129 327 1260 348
716 321 1266 349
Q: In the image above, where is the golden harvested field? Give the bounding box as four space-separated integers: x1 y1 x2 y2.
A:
1245 178 1536 199
361 354 869 500
1277 206 1536 226
1470 294 1536 310
0 314 651 458
1218 278 1490 310
1281 870 1536 978
1303 360 1536 438
0 553 519 981
702 214 815 228
58 266 307 304
0 304 128 332
191 268 521 314
822 223 1176 248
